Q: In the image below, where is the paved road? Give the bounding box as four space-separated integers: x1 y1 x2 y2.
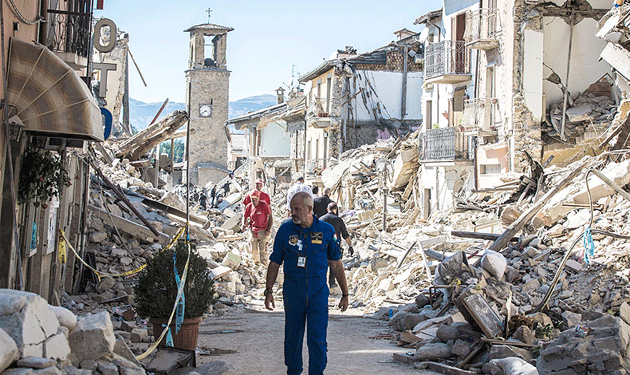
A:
196 302 439 375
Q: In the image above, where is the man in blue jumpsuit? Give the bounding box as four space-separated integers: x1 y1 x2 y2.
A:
265 192 349 375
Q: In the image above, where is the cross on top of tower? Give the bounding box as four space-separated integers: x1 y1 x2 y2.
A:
206 8 212 23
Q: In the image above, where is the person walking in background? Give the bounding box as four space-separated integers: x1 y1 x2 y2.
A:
210 185 217 208
242 191 273 265
313 187 333 218
320 202 353 287
311 185 319 197
265 192 349 375
243 179 271 206
286 176 311 217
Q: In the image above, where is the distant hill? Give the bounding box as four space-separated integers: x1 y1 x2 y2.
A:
129 94 277 131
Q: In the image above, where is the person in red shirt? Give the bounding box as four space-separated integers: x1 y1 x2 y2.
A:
243 179 271 206
242 191 273 265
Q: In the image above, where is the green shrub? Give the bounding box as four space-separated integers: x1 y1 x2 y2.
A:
134 241 215 319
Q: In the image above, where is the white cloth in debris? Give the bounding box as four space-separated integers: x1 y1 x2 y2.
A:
286 182 313 210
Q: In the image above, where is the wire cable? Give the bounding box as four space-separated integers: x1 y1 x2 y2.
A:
6 0 43 25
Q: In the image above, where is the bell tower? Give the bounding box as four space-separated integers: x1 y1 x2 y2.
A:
184 22 233 186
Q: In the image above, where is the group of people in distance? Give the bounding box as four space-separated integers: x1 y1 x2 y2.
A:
240 176 351 374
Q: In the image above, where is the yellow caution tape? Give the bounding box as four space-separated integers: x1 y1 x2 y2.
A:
58 233 66 264
58 225 186 281
135 230 191 360
57 224 191 360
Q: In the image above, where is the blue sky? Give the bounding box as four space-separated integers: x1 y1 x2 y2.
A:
95 1 435 103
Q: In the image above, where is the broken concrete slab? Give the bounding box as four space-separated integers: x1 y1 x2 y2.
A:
415 342 452 360
0 289 59 358
43 328 71 361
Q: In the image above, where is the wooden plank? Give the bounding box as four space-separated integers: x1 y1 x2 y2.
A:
427 362 477 375
451 231 518 242
489 159 588 251
399 331 422 344
461 294 504 339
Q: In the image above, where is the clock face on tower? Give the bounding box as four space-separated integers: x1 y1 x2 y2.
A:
199 104 212 117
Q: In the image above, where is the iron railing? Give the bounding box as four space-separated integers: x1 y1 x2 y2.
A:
419 127 474 161
465 8 499 45
46 7 92 58
462 98 499 131
425 40 470 79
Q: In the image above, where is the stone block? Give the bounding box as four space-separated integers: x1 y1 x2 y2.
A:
33 366 62 375
561 311 582 328
96 277 116 294
514 325 536 344
68 311 116 363
415 342 451 360
120 321 134 332
620 302 630 326
129 329 147 343
90 232 108 243
97 360 119 375
49 306 77 330
451 339 471 357
112 337 142 368
16 357 55 369
3 368 34 375
0 327 19 373
58 366 92 375
0 290 59 356
111 353 145 375
481 250 507 280
79 360 97 371
43 328 71 360
221 252 241 270
436 325 460 343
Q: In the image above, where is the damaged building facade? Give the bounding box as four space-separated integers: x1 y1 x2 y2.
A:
225 89 294 187
0 0 104 299
414 0 614 219
296 38 424 182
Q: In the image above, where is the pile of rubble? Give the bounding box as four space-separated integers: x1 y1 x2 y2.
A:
0 289 145 375
350 155 630 374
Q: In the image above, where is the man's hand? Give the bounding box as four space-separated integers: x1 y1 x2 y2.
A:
338 295 348 312
265 293 275 311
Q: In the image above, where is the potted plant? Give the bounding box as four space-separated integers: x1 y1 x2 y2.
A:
134 240 215 350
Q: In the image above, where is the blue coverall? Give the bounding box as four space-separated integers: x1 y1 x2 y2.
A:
269 215 341 375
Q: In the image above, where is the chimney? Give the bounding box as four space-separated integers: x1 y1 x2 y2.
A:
275 87 285 104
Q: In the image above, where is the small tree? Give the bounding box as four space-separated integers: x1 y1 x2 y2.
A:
134 241 215 319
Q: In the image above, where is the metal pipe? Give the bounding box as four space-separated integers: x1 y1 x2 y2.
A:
186 82 191 237
560 14 575 141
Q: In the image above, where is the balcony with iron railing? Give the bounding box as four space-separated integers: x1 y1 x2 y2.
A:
462 98 499 135
465 8 500 50
419 127 475 162
424 40 471 84
46 6 93 69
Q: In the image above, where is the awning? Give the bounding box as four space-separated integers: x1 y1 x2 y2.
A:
6 38 103 141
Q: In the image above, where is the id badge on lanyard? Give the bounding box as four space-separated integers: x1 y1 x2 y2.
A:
297 256 306 268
